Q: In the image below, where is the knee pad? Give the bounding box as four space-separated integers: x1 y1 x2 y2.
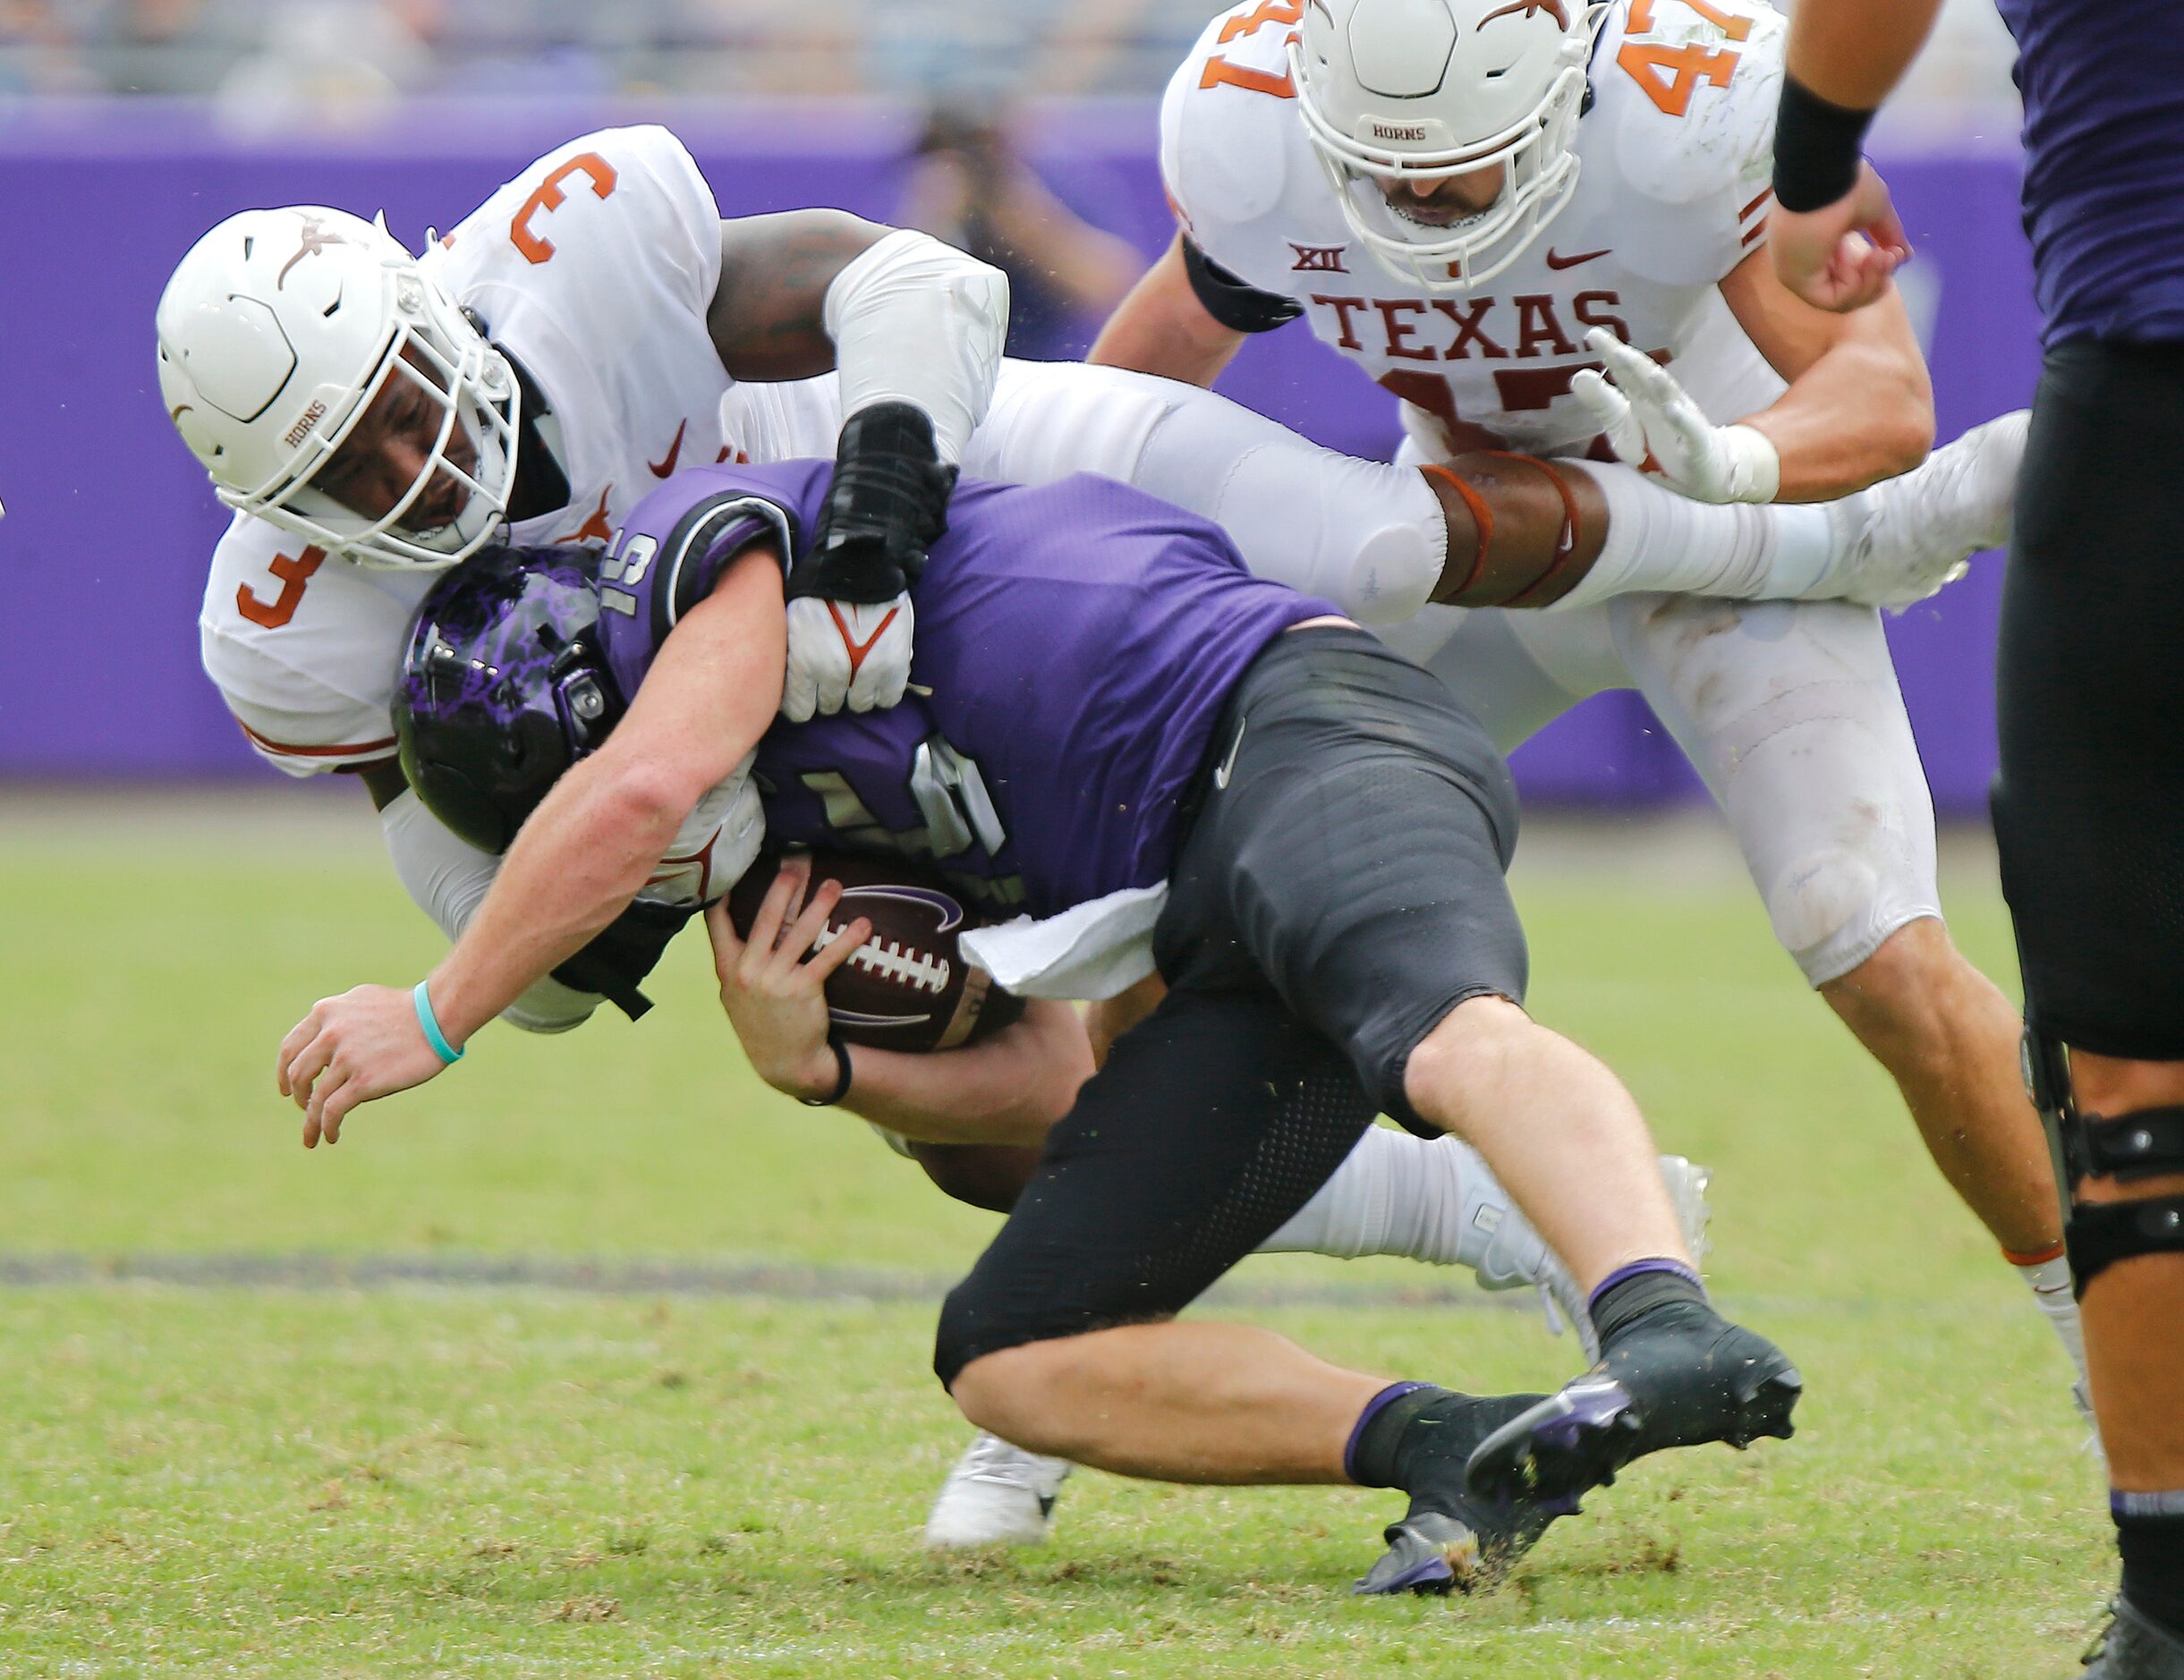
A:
1211 444 1444 624
1132 390 1446 623
1766 844 1901 985
2024 1029 2184 1298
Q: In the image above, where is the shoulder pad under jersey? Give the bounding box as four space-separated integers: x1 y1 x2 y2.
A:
427 124 724 352
1160 3 1335 296
1587 0 1783 285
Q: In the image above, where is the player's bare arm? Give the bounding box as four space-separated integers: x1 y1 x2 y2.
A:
278 547 787 1144
1716 244 1933 498
708 210 894 380
1088 232 1248 389
704 880 1092 1146
1769 0 1943 310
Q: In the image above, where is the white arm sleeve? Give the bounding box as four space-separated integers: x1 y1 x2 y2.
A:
379 789 602 1034
822 229 1008 465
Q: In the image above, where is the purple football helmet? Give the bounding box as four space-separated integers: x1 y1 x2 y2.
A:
396 544 624 853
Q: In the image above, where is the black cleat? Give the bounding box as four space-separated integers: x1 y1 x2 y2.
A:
2085 1596 2184 1676
1465 1310 1802 1508
1353 1393 1573 1597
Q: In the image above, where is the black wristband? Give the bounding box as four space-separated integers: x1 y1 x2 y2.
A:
1181 236 1304 335
799 1034 854 1107
1772 74 1877 214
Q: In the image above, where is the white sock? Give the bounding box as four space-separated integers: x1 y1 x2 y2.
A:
1257 1125 1545 1283
2014 1252 2093 1396
1554 460 1836 609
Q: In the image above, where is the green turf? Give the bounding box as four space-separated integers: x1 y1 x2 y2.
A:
0 811 2120 1675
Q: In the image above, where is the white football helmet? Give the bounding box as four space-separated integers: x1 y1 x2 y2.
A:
156 205 519 568
1291 0 1608 291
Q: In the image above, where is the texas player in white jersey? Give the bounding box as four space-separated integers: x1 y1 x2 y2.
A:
1092 0 2081 1452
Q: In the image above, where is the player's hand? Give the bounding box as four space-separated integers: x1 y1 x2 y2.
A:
1769 162 1911 313
704 860 871 1101
276 983 448 1149
780 591 915 721
1573 329 1781 505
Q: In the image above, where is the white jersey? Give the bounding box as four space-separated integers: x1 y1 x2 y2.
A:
1162 0 1789 459
199 124 734 776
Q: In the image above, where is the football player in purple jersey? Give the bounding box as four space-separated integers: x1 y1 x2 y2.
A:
278 459 1801 1593
1772 5 2184 1671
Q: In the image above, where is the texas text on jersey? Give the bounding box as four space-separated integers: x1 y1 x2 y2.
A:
1160 0 1788 459
197 124 740 777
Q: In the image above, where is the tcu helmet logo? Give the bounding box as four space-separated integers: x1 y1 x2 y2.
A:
1290 242 1348 272
276 216 349 290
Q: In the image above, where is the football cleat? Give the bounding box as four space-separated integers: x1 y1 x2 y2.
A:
2083 1595 2184 1676
1470 1155 1712 1362
1354 1391 1570 1596
1466 1307 1801 1509
923 1430 1074 1549
1823 409 2029 608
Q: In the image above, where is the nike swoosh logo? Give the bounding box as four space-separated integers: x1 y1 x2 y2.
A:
1544 247 1610 270
1212 718 1246 790
648 419 688 479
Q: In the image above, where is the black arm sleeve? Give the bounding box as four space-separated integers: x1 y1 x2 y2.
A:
550 898 696 1022
1181 236 1304 335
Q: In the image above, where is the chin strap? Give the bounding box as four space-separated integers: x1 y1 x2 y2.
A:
2024 1029 2184 1299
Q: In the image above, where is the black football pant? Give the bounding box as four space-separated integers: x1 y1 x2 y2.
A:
1993 339 2184 1058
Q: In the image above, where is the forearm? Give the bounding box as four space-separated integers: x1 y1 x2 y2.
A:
1744 339 1933 500
424 758 688 1044
837 1000 1094 1149
380 786 601 1033
1088 242 1245 387
1784 0 1946 112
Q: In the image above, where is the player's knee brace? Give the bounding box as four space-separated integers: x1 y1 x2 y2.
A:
2024 1029 2184 1298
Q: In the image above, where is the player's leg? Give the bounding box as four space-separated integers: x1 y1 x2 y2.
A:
967 360 2019 624
1261 1126 1714 1353
1608 592 2084 1386
934 983 1567 1591
1993 340 2184 1664
1177 624 1798 1508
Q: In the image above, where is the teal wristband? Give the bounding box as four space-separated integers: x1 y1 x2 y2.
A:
412 980 465 1065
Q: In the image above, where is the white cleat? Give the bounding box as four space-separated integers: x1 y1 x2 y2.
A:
923 1431 1074 1549
1468 1155 1713 1363
1824 409 2030 608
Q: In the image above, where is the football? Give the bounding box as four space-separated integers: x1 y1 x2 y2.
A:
724 849 1025 1053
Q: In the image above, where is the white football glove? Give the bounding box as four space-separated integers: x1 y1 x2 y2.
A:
780 592 916 722
1572 327 1782 505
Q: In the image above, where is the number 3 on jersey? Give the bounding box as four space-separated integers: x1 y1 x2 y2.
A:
511 152 618 266
1617 0 1748 118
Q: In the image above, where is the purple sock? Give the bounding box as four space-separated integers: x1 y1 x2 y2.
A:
1344 1381 1436 1487
1589 1258 1704 1317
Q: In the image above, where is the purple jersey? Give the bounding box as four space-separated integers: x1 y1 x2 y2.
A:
1996 0 2184 345
596 462 1336 917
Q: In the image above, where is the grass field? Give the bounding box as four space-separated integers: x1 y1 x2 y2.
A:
0 794 2118 1676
